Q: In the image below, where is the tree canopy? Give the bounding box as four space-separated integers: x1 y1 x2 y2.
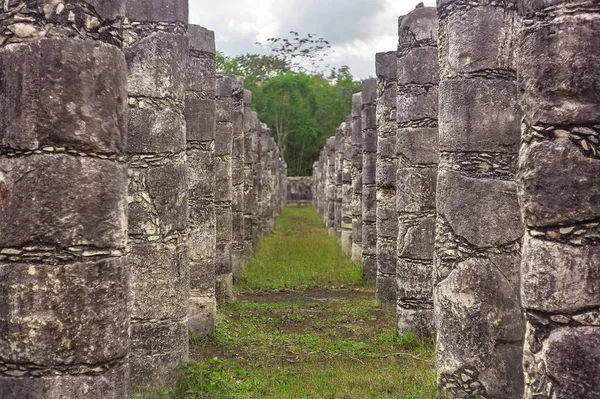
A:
217 32 363 176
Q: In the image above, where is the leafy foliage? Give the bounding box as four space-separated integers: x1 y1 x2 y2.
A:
216 32 365 176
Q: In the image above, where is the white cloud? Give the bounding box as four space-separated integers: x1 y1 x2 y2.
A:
190 0 436 78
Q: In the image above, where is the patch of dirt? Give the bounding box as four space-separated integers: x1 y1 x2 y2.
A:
236 287 375 304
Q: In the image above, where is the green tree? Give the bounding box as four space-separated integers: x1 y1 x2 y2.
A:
217 32 365 175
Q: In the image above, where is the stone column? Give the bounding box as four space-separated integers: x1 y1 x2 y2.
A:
243 95 257 257
361 78 378 281
395 6 438 337
231 77 245 283
335 126 344 238
252 120 263 248
434 0 524 397
351 93 364 264
185 25 216 337
341 119 353 256
376 51 398 303
0 3 129 397
124 0 189 386
214 75 237 303
326 138 337 235
517 1 600 397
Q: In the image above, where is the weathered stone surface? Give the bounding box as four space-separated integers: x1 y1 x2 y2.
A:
396 166 436 214
397 259 433 300
397 47 438 85
396 127 438 165
396 86 438 123
0 260 129 365
376 275 397 303
518 138 600 227
522 237 600 313
439 78 520 153
130 320 188 384
519 15 600 125
0 39 127 153
128 107 186 153
439 6 518 76
398 6 437 46
0 363 130 399
435 256 524 398
125 32 187 100
437 169 522 248
188 25 216 55
543 327 600 398
129 243 189 320
126 0 188 22
0 155 127 249
397 308 433 337
186 98 216 142
398 216 436 260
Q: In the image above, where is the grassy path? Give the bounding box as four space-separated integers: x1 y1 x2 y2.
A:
141 206 438 399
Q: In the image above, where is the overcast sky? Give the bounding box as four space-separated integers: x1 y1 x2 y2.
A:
190 0 436 79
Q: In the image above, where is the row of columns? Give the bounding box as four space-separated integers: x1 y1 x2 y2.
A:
0 1 286 397
312 1 599 398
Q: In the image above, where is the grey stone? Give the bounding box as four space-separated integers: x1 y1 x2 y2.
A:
126 0 188 22
437 169 523 248
521 236 600 313
518 138 600 227
396 127 438 165
518 15 600 125
439 78 521 153
396 166 437 214
0 39 127 153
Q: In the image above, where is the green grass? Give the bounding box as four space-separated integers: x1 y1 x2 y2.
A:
237 207 364 291
136 206 439 399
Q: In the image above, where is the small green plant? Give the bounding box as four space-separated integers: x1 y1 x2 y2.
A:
398 331 417 349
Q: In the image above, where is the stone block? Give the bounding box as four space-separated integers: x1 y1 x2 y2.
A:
362 223 377 250
186 55 216 94
396 166 437 213
361 78 377 105
544 326 600 398
397 259 433 299
214 123 232 156
145 161 188 234
0 364 130 399
376 205 397 238
352 93 362 117
396 86 438 123
398 216 436 260
519 15 600 125
376 51 397 79
398 7 437 48
214 207 232 242
440 6 517 76
396 127 439 165
128 107 186 153
376 161 396 190
188 25 215 54
0 39 127 153
362 153 377 185
188 296 216 338
521 236 600 313
0 155 127 249
130 320 188 384
377 136 396 159
129 243 189 320
126 0 188 22
185 97 215 142
518 138 600 227
397 47 439 85
187 151 215 198
439 78 520 153
435 256 524 398
377 240 396 275
362 188 377 222
376 275 397 303
397 308 433 337
125 32 187 100
437 169 522 248
0 260 129 365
